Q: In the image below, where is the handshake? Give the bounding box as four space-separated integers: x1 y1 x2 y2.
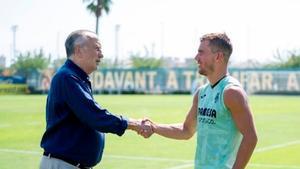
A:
129 118 155 138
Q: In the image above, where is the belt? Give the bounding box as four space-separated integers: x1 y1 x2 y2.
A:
43 152 92 169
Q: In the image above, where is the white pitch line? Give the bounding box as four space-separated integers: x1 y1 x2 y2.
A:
255 140 300 153
0 148 191 163
0 122 41 128
1 139 300 169
0 124 11 128
0 148 39 155
165 163 300 169
25 121 42 126
164 163 193 169
165 140 300 169
104 154 192 163
249 163 300 169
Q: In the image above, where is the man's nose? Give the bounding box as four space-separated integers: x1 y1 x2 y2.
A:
194 54 198 61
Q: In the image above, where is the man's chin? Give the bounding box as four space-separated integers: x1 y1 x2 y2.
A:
92 65 99 72
198 70 206 76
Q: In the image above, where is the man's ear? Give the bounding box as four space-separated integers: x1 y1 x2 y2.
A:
216 52 224 63
74 45 82 58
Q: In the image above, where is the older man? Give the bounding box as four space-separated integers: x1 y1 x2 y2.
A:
39 30 152 169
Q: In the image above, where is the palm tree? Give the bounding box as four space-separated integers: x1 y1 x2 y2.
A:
83 0 112 34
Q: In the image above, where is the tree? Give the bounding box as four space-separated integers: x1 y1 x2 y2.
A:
130 52 163 69
10 49 50 79
0 67 4 75
265 49 300 68
98 58 115 68
51 58 66 70
83 0 113 34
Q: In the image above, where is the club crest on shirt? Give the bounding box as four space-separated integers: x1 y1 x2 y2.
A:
214 92 220 103
200 94 206 99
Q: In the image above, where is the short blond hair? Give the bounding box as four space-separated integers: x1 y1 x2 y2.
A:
201 33 232 62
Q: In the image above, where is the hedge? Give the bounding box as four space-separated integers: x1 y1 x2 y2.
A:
0 84 29 94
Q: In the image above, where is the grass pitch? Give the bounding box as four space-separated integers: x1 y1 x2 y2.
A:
0 95 299 169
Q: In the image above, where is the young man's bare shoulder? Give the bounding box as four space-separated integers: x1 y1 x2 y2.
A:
224 85 247 106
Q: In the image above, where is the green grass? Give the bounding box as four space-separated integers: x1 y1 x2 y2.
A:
0 95 299 169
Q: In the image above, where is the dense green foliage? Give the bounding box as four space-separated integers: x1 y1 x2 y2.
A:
0 67 4 74
266 50 300 68
10 49 50 78
0 84 28 94
130 54 163 69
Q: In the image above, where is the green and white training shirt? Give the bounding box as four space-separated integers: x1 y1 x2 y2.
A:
195 76 243 169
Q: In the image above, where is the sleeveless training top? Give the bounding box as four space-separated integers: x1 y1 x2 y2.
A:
195 76 243 169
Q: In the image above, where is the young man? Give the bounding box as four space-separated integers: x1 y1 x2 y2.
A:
39 30 152 169
144 33 258 169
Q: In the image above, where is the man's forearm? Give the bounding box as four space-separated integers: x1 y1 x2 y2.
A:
127 118 141 131
153 123 193 140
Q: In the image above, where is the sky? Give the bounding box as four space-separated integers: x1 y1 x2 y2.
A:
1 0 300 66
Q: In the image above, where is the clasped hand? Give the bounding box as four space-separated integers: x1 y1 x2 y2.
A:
136 118 154 138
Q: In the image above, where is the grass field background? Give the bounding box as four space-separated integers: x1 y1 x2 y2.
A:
0 95 300 169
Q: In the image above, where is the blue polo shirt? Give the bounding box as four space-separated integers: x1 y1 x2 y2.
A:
40 59 128 167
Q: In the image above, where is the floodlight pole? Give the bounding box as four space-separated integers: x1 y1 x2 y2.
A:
11 25 18 58
160 22 165 58
115 24 120 67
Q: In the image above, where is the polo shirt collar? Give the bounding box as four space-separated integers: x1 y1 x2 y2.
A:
65 59 89 81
